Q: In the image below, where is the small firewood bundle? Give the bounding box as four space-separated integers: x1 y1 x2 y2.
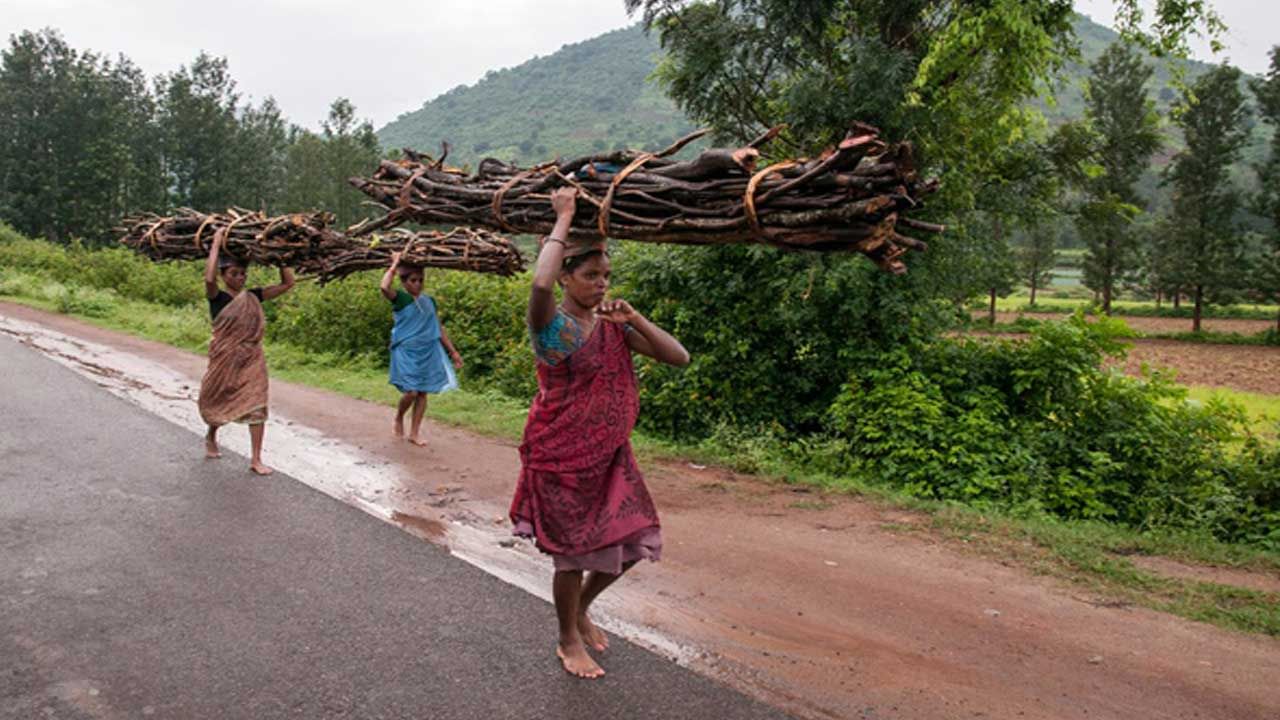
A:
117 208 348 267
348 124 943 274
118 209 525 280
299 228 525 283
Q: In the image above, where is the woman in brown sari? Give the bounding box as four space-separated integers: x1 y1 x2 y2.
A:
200 230 294 475
511 187 690 679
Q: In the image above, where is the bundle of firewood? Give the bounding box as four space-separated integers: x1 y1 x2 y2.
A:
303 228 525 283
118 208 348 266
348 124 942 274
118 209 525 280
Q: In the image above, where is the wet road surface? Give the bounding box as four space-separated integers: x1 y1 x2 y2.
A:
0 335 789 720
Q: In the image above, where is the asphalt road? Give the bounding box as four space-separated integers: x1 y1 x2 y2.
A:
0 335 789 720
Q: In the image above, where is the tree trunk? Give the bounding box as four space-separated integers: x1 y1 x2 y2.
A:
1101 241 1113 315
989 288 997 325
1155 289 1162 310
1193 285 1204 333
1274 306 1279 334
1029 276 1038 306
1173 292 1181 309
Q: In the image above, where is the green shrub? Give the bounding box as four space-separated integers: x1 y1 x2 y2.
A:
269 273 390 363
825 314 1280 544
72 246 204 308
614 243 949 437
268 268 536 397
53 285 116 318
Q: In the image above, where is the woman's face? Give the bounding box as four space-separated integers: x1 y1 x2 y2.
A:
221 264 247 292
560 253 611 309
401 272 424 295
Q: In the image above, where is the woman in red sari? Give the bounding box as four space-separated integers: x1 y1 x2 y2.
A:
511 187 689 679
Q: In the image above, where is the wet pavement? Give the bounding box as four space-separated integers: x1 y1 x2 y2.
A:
0 334 789 720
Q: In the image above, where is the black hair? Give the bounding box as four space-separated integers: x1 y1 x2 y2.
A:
561 249 606 275
218 255 248 272
397 264 423 280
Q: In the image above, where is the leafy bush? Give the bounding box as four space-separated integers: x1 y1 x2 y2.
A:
615 243 952 437
267 268 537 398
825 315 1280 545
53 285 116 318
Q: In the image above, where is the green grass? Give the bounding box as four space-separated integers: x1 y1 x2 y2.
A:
987 293 1280 320
973 317 1280 347
1186 387 1280 439
4 268 1279 637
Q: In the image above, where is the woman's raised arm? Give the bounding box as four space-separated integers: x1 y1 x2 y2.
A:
529 187 578 331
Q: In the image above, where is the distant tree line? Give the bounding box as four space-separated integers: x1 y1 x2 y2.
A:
0 29 381 244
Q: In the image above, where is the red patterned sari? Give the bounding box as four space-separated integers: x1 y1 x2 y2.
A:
510 314 661 573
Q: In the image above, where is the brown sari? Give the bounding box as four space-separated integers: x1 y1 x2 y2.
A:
198 290 268 426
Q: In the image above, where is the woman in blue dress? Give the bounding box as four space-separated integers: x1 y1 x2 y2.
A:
379 252 463 446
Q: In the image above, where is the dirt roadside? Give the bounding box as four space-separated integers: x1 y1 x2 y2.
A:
3 301 1278 720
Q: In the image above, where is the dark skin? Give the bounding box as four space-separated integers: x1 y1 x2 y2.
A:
379 251 463 446
202 230 294 475
530 187 689 679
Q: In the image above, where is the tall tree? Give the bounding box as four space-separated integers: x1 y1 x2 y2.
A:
1015 226 1059 305
1251 46 1280 332
319 98 381 227
1165 63 1251 332
972 137 1064 321
281 98 381 228
1067 41 1162 314
0 29 162 242
156 53 246 211
233 97 289 212
621 1 1219 348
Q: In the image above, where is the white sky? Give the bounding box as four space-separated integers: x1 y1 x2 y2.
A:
1 1 1274 132
1075 0 1275 74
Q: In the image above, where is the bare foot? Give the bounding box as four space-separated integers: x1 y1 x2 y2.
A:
394 418 405 438
407 435 428 447
250 461 274 476
556 642 604 679
578 613 609 652
205 434 221 459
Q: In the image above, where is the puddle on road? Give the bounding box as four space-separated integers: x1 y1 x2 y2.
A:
0 314 701 671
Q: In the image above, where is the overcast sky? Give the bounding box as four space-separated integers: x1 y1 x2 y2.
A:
1 1 1275 132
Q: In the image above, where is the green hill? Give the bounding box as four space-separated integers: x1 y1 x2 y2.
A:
377 15 1270 209
377 25 695 165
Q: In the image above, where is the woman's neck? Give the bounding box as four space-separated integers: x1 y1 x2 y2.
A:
560 298 594 322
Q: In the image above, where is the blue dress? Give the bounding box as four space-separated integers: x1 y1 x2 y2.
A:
389 291 458 394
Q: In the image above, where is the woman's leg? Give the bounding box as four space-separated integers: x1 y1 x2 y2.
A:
248 423 273 475
394 392 414 437
205 424 221 459
407 392 428 446
553 569 604 678
576 560 638 651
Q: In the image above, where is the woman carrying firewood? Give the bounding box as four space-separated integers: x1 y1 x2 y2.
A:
199 229 294 475
378 252 463 446
510 187 690 679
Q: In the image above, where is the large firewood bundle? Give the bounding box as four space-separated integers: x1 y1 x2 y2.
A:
348 124 943 274
117 209 524 281
118 208 348 266
304 228 525 283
